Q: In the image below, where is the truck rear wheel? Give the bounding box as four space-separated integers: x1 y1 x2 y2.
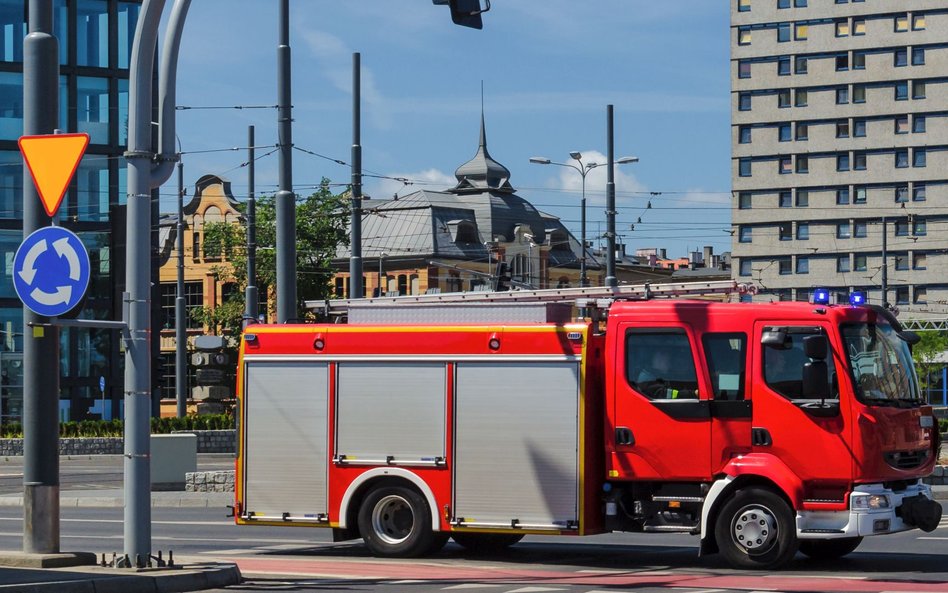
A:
714 487 798 570
358 485 437 557
798 537 862 560
451 532 524 553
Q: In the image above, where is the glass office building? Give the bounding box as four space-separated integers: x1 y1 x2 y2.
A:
0 0 140 423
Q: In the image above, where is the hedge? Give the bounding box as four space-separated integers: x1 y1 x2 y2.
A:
0 414 234 439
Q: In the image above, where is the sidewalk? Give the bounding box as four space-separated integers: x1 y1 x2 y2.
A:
0 488 233 508
0 558 240 592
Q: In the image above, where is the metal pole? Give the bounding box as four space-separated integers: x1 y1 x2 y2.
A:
275 0 296 322
22 0 60 555
881 217 888 308
580 169 587 287
605 105 617 287
244 125 258 322
378 254 384 296
350 53 363 300
175 161 186 418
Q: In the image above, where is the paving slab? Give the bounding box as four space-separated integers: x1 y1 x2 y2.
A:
0 559 240 593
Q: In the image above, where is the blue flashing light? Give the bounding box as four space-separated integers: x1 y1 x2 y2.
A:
812 288 831 305
849 291 867 306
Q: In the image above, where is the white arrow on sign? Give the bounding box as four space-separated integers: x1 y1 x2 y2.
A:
18 238 46 285
30 285 72 307
53 237 81 281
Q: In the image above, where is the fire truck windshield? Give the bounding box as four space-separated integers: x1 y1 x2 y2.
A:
840 322 921 405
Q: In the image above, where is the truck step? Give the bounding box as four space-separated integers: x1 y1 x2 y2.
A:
643 524 698 533
651 496 704 503
800 528 846 534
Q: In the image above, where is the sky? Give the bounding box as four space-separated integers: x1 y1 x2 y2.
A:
168 1 732 259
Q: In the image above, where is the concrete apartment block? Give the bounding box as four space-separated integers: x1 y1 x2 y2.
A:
731 0 948 308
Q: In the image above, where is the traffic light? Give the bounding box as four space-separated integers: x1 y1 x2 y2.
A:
432 0 490 29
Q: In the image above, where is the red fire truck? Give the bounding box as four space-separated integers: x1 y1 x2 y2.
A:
234 280 941 569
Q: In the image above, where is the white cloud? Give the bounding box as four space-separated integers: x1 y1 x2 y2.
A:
366 168 456 200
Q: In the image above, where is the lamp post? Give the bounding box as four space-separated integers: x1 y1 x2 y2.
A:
378 252 388 297
530 153 638 287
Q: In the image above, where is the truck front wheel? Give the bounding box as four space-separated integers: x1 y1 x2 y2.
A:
358 485 438 557
714 487 798 570
798 536 862 560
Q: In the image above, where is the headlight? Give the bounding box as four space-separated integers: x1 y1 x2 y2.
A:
851 494 890 510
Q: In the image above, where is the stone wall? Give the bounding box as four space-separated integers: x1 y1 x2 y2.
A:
186 470 235 492
0 429 236 456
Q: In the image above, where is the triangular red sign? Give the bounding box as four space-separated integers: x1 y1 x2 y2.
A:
18 133 90 217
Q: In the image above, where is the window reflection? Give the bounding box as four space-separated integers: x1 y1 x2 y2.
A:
0 0 25 63
77 76 109 144
0 152 22 220
77 0 108 68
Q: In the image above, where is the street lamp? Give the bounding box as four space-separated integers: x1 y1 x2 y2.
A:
530 153 639 287
378 252 388 297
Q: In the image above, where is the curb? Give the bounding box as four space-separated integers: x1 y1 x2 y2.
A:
0 562 240 593
0 494 233 509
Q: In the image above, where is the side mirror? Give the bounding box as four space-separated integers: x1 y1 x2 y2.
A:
803 335 827 360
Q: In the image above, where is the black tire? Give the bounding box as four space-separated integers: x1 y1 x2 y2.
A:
798 537 862 560
451 532 524 553
714 487 798 570
357 485 437 558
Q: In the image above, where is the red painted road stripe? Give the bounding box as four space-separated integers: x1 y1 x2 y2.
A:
230 557 948 592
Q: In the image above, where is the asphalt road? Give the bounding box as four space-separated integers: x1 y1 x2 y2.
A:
0 504 945 593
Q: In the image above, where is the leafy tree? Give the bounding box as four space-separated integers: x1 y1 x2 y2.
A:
195 178 349 336
910 330 948 399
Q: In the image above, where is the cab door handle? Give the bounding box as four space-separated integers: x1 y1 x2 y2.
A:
615 427 634 446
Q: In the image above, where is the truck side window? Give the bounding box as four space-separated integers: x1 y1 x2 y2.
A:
703 333 747 400
626 329 699 399
763 329 837 400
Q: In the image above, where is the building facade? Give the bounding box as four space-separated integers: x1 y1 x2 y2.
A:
0 0 140 423
731 0 948 306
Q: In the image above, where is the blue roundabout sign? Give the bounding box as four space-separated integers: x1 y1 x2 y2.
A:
13 226 91 317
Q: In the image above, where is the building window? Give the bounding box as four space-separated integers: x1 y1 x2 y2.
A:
794 0 806 6
913 115 926 133
779 191 792 208
854 221 867 238
895 81 908 100
777 57 790 75
895 115 909 134
778 89 791 108
895 15 909 32
795 89 808 107
778 259 792 275
0 5 26 63
779 156 792 174
160 281 204 330
739 192 752 209
895 220 909 236
796 122 808 140
777 23 790 42
796 155 808 173
894 48 908 67
854 187 867 204
895 186 909 203
836 188 850 205
779 222 792 241
77 76 110 145
895 149 909 168
836 54 849 71
118 2 141 70
739 226 752 243
739 93 751 111
796 257 809 274
739 158 752 177
795 56 808 74
740 126 752 144
913 14 926 30
852 85 866 103
837 223 851 239
739 27 752 45
796 190 808 207
854 151 867 170
895 287 909 306
77 0 109 68
739 61 752 78
914 287 927 305
795 23 808 40
895 255 909 271
835 20 849 37
837 256 850 273
913 183 926 201
739 259 752 277
853 18 866 35
797 222 809 240
738 0 751 11
853 51 866 69
836 120 849 138
854 254 867 272
913 253 927 270
837 154 850 171
836 87 849 104
912 48 925 65
913 81 926 99
913 218 927 236
778 0 790 7
778 124 791 142
853 119 866 137
913 148 926 168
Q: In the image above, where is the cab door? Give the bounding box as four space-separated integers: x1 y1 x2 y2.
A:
609 323 712 481
750 322 853 500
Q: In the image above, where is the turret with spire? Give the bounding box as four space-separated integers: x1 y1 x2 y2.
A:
451 111 515 194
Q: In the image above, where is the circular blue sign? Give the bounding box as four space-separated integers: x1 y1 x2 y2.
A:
13 226 91 317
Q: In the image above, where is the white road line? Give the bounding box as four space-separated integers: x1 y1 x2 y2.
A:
505 588 567 593
441 585 503 591
918 537 948 540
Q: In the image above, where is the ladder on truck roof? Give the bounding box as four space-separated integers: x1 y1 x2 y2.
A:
308 280 758 319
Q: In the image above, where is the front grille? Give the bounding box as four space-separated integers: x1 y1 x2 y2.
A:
883 448 930 470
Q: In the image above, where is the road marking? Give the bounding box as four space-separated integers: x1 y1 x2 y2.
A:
505 588 567 593
918 537 948 540
441 585 503 590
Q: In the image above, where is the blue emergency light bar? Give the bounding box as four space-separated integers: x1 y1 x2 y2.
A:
849 291 866 306
812 288 831 305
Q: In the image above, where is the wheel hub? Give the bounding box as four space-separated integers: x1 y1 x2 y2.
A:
732 505 777 553
372 495 415 545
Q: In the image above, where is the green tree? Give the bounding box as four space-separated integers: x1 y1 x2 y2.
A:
196 178 349 335
910 330 948 399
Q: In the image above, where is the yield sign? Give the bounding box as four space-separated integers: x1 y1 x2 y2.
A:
18 133 90 217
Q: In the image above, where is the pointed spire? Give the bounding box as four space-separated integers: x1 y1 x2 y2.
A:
452 88 514 194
